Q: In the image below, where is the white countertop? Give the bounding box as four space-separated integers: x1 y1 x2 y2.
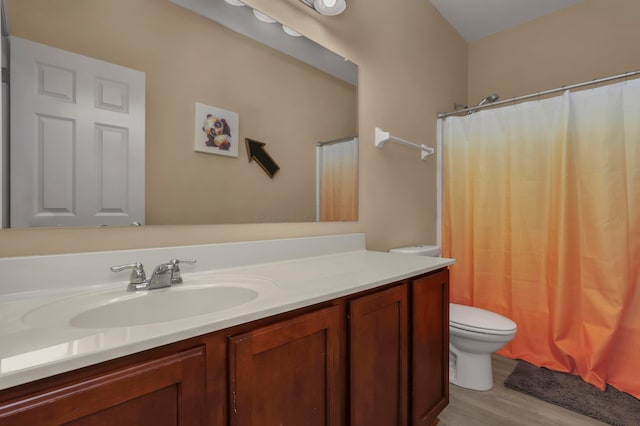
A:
0 234 454 391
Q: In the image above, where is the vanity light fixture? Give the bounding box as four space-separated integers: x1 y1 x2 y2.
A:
282 25 302 37
220 1 308 38
253 10 277 23
311 0 346 16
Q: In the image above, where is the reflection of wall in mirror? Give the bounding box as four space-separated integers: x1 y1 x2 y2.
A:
7 0 357 225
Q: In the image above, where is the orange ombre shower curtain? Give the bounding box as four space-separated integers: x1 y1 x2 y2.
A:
318 138 358 221
442 79 640 398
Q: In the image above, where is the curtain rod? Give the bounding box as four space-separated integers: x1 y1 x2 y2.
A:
1 0 9 37
437 69 640 119
316 135 357 146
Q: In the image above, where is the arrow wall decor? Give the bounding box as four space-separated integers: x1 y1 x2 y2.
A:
245 138 280 178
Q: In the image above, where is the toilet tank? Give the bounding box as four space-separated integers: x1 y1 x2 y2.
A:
389 245 441 257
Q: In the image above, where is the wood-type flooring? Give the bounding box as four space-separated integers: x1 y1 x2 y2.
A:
438 355 608 426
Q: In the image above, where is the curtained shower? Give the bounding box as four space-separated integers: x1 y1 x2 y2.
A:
316 137 358 221
439 77 640 398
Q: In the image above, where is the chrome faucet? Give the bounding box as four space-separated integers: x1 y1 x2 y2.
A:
147 262 175 289
111 259 197 292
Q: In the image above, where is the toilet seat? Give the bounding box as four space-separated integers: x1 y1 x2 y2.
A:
450 303 517 336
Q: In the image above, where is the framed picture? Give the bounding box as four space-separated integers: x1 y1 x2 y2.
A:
194 102 239 157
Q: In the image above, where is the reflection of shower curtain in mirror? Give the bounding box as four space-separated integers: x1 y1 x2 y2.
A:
442 79 640 398
317 138 358 221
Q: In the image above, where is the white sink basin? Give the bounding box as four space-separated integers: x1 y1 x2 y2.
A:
23 276 274 329
71 286 258 328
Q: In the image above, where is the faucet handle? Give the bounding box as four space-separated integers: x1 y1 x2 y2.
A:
169 258 197 265
110 262 148 291
168 258 197 284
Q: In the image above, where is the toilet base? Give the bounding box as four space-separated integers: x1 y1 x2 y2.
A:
449 347 494 391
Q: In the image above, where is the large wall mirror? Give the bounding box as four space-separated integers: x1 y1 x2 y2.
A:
1 0 358 228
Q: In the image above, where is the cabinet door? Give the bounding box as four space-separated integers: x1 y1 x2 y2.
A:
411 269 450 426
228 305 342 426
349 284 409 426
0 346 206 425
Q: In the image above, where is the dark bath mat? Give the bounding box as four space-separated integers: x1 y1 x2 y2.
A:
504 360 640 425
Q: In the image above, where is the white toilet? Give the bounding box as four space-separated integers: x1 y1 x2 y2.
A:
389 245 517 391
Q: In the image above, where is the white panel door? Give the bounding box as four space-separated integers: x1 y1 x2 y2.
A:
1 34 6 228
10 36 145 228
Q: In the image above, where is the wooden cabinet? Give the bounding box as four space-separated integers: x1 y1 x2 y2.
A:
348 269 449 426
0 268 449 426
0 346 206 426
227 305 342 426
229 306 343 426
411 269 450 426
349 284 409 426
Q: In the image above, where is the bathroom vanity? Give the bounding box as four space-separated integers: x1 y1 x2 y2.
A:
0 234 454 425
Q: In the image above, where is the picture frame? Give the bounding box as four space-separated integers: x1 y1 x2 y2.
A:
194 102 239 158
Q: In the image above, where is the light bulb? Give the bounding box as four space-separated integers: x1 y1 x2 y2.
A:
282 25 302 37
253 10 276 23
313 0 346 16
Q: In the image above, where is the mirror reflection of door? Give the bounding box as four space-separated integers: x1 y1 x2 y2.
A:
316 137 358 221
1 22 7 228
10 36 145 228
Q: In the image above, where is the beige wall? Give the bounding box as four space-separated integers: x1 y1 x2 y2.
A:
0 0 467 256
468 0 640 104
8 0 356 225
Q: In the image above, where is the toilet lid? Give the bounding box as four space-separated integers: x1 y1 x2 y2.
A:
450 303 517 335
